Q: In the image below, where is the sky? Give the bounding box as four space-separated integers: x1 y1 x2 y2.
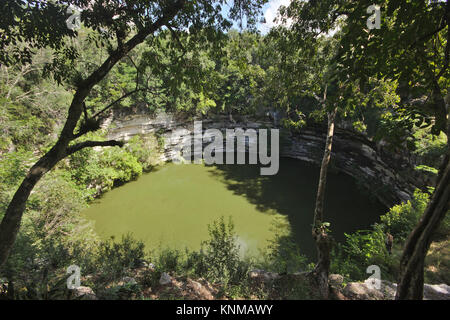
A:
221 0 291 34
259 0 291 34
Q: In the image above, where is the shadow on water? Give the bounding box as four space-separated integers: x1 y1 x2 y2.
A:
207 157 387 259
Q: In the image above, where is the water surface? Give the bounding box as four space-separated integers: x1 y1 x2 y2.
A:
83 158 386 258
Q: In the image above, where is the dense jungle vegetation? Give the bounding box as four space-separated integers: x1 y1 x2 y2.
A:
0 0 449 300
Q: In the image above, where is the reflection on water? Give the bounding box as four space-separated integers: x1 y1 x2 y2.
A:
83 158 386 259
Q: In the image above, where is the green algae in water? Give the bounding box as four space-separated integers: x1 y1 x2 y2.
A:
83 158 386 259
83 163 283 256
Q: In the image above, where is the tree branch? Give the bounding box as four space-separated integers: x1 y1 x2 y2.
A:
166 23 186 54
61 0 187 141
65 139 124 157
91 87 145 119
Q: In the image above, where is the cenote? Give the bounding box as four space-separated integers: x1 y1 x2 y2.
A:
83 157 387 259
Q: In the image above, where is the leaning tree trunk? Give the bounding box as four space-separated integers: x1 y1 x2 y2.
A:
0 142 67 268
395 153 449 299
311 106 337 299
0 1 186 269
395 93 450 300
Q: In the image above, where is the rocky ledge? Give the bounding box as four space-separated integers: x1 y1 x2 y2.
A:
106 111 423 207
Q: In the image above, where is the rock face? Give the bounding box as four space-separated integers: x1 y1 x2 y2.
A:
106 111 422 207
282 127 418 207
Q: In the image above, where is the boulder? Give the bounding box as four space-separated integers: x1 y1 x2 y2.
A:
186 279 215 300
120 276 137 285
248 269 280 282
423 284 450 300
343 282 385 300
329 274 344 289
159 272 172 285
342 280 450 300
70 286 97 300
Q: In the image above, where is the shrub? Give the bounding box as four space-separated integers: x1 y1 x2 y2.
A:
200 216 250 285
331 189 433 282
87 234 146 285
412 128 447 168
126 134 162 171
155 248 183 273
331 223 395 281
380 189 429 241
260 217 308 274
68 143 143 193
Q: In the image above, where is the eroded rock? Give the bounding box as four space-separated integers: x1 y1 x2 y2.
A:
70 286 97 300
423 284 450 300
159 272 172 285
342 280 450 300
249 269 280 283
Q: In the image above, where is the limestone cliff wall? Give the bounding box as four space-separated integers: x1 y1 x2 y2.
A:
106 111 422 207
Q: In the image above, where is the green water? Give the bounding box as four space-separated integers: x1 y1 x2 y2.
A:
83 158 386 258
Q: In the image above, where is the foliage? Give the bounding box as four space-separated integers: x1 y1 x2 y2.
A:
68 133 146 193
259 217 309 274
1 0 448 300
331 189 447 282
0 150 33 194
126 134 163 171
199 217 249 285
331 224 395 281
411 128 448 168
0 169 99 299
85 234 146 286
0 60 72 152
380 189 430 242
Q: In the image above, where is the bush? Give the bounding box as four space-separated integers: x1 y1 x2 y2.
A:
86 234 146 286
100 282 143 300
380 189 429 241
412 128 447 168
126 134 164 171
259 217 308 274
331 223 396 281
200 216 248 285
0 169 100 299
144 217 253 295
68 142 143 193
331 189 433 282
155 248 183 274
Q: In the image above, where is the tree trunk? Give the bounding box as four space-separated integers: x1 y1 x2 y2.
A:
0 143 68 267
395 153 449 299
395 94 450 300
0 1 187 268
311 106 337 299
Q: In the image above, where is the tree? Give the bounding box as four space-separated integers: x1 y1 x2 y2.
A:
274 0 408 298
334 0 449 300
0 0 267 268
282 0 449 299
266 26 349 299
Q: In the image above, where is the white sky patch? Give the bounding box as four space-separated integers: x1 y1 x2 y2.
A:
260 0 292 34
